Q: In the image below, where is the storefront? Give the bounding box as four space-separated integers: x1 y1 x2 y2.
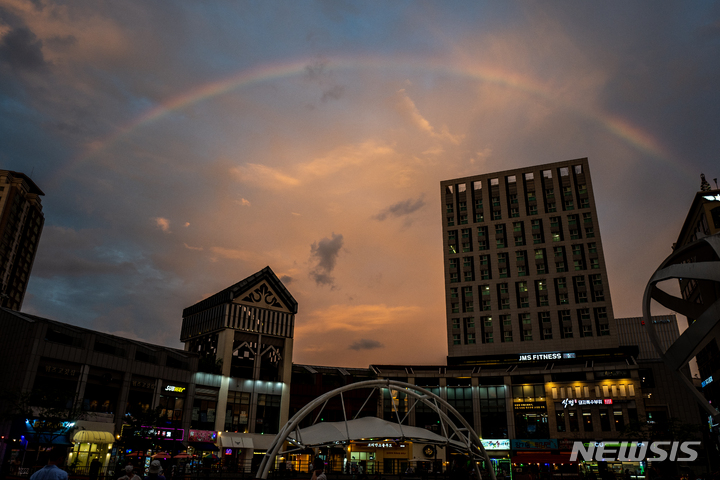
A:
481 439 511 477
511 439 579 480
348 441 411 474
68 427 115 473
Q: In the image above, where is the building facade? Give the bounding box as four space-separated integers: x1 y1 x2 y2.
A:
441 158 617 359
0 170 44 311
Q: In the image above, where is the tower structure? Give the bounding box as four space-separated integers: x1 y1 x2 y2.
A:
180 266 297 436
0 170 44 311
441 158 618 360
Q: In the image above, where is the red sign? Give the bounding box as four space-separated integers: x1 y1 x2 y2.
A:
603 399 613 405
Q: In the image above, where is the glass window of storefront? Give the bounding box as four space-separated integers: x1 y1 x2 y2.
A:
256 394 281 434
555 410 565 432
447 387 473 426
224 391 250 432
159 395 184 424
192 399 217 430
582 410 593 432
480 386 508 438
415 387 440 432
599 409 611 431
568 410 579 432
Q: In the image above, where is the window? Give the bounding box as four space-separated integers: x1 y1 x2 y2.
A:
574 260 585 271
481 285 490 295
543 328 552 340
591 274 602 286
582 325 593 337
475 198 483 208
558 293 569 305
513 222 522 232
484 332 493 343
590 258 600 269
574 276 586 288
493 211 502 220
563 326 573 338
557 278 567 290
528 204 538 215
510 208 519 218
540 312 551 323
473 181 482 190
593 289 605 302
535 249 545 260
588 242 597 254
480 255 489 265
462 242 471 252
481 270 490 280
578 291 588 303
531 219 541 229
574 165 583 174
537 263 546 274
464 271 474 282
453 318 460 329
483 317 492 327
503 330 513 342
525 172 534 180
453 334 460 345
450 273 459 283
447 204 454 214
585 226 595 238
467 333 476 344
600 410 611 431
580 198 590 209
583 410 593 432
464 286 473 297
521 313 531 324
502 315 512 326
500 283 509 294
572 245 582 256
464 257 472 268
556 261 566 272
565 200 575 210
500 298 510 309
518 281 528 293
595 307 608 321
543 170 552 179
563 185 573 196
516 251 526 263
482 300 491 311
450 288 458 299
458 183 466 193
475 212 484 223
547 202 557 213
509 193 518 204
459 215 468 225
583 212 592 223
499 268 508 278
448 217 455 226
465 301 474 312
462 228 470 238
560 167 569 177
599 324 610 336
556 410 566 432
570 229 580 240
478 240 487 250
492 196 501 206
451 303 459 313
459 201 467 211
527 192 536 201
450 258 458 269
515 235 525 246
533 233 542 244
552 233 561 242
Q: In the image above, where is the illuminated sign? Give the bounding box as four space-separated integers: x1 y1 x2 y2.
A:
366 443 405 448
518 352 575 361
703 195 720 202
562 398 613 408
481 439 510 450
165 385 186 393
189 430 217 442
512 439 558 450
702 376 713 388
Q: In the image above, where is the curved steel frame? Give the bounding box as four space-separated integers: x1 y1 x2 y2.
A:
643 233 720 419
256 379 497 480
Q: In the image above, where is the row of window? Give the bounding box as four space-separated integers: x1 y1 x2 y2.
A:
449 275 605 312
449 245 600 282
451 307 610 344
445 166 589 225
448 215 596 254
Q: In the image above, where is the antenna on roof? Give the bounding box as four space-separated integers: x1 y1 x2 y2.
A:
715 178 718 189
700 173 711 192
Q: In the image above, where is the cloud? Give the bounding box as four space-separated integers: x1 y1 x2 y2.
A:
394 89 463 144
349 338 384 351
184 222 190 227
280 275 293 285
0 25 48 72
183 243 203 251
209 247 255 261
240 198 251 206
231 164 300 187
374 196 426 221
153 217 171 233
309 233 344 287
321 85 344 102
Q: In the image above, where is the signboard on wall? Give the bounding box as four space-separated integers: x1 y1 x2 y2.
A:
511 439 558 450
189 430 218 442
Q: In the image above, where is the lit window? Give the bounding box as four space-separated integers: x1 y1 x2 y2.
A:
481 285 490 295
518 282 528 293
535 249 545 260
560 167 569 176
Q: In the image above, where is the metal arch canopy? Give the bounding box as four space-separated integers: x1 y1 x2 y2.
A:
642 233 720 419
256 379 496 480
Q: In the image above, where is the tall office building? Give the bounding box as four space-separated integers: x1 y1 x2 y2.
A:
0 170 44 311
441 158 618 360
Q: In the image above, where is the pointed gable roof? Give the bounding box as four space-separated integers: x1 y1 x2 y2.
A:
182 266 298 317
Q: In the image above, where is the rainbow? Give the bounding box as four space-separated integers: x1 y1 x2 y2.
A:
71 55 680 176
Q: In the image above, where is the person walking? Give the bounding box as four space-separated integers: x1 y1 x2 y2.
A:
89 457 102 480
118 464 142 480
145 461 166 480
30 447 69 480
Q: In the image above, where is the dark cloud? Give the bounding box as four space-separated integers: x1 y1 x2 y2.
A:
280 275 293 285
349 338 384 351
309 233 344 287
305 59 327 82
373 196 426 221
0 26 48 72
321 85 344 102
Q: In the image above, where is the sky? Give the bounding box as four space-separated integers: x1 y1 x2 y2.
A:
2 1 719 368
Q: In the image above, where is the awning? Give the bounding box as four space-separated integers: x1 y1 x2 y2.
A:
73 430 115 444
287 417 464 449
219 433 254 449
188 441 219 451
511 454 576 465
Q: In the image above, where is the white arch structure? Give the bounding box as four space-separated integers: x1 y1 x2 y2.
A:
642 233 720 419
256 379 497 480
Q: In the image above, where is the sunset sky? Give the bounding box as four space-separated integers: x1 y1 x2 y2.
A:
2 1 719 367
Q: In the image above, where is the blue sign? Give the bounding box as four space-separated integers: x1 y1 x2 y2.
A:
702 376 713 388
511 439 558 450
